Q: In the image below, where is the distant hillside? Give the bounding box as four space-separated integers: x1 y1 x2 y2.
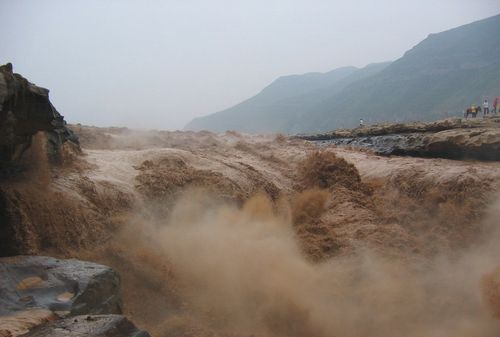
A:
186 14 500 133
186 66 359 133
186 63 389 133
303 13 500 132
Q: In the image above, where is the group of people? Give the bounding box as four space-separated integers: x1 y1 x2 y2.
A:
465 97 500 118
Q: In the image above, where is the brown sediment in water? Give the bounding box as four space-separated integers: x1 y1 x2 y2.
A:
2 126 500 336
482 267 500 320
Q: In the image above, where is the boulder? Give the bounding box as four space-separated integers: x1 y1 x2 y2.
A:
0 256 123 336
423 128 500 160
18 315 151 337
0 256 122 317
0 63 79 166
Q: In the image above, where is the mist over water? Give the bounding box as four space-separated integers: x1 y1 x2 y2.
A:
120 191 500 337
1 1 500 337
3 124 500 337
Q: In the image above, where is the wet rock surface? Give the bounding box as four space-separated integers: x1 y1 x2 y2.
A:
301 117 500 160
0 256 122 316
0 256 128 336
0 63 79 167
315 133 427 156
19 315 151 337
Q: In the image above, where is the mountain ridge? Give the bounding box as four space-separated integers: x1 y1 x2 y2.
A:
186 13 500 133
186 63 390 133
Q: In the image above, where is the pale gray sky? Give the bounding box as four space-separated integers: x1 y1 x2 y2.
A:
1 0 500 129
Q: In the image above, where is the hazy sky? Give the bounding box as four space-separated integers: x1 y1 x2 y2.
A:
1 0 500 129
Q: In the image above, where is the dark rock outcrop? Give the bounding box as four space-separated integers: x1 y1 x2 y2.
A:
0 256 122 317
300 118 495 140
0 63 78 166
19 315 151 337
0 256 127 336
301 118 500 161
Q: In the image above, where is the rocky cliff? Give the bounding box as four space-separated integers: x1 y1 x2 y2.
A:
0 63 79 168
300 117 500 161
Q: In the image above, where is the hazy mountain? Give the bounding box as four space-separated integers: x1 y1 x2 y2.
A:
185 66 360 133
186 63 389 133
186 14 500 133
303 13 500 132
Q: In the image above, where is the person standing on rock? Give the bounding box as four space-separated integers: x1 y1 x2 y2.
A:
483 99 490 116
471 104 477 117
359 118 364 127
493 97 500 114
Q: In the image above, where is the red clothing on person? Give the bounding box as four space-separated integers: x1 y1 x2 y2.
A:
494 97 500 109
